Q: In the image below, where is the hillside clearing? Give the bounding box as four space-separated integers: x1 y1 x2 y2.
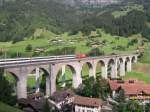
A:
112 4 144 18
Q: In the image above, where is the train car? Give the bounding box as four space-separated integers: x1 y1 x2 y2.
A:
75 54 87 58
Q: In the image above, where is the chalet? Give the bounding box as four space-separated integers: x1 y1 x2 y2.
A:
34 48 45 53
49 39 58 43
49 90 74 109
136 46 145 53
73 96 103 112
109 79 150 102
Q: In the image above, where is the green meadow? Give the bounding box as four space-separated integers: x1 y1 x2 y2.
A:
0 29 149 58
124 71 150 84
0 102 22 112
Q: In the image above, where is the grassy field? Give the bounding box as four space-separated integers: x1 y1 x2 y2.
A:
123 62 150 84
139 52 150 64
0 102 22 112
124 71 150 84
133 63 150 75
27 76 36 88
1 29 149 58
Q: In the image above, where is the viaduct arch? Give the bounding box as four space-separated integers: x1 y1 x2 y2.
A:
1 54 138 99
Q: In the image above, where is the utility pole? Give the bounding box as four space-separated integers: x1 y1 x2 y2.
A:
4 48 7 61
17 51 19 58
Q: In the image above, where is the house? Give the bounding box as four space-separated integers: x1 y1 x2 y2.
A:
49 90 74 109
49 39 58 43
136 46 145 53
49 90 112 112
49 90 104 112
73 96 103 112
34 48 45 53
109 79 150 102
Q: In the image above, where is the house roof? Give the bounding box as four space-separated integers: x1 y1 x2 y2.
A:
73 96 103 107
109 79 144 90
50 89 75 103
122 84 150 95
109 80 150 96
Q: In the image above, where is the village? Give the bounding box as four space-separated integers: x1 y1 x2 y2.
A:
18 77 150 112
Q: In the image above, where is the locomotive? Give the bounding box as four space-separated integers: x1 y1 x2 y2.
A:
75 53 87 58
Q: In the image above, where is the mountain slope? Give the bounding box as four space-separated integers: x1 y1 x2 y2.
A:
0 0 150 42
0 0 81 42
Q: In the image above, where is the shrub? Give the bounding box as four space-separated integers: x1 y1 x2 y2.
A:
25 44 32 52
87 48 104 57
128 39 138 46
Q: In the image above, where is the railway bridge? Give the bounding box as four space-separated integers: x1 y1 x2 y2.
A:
0 54 138 99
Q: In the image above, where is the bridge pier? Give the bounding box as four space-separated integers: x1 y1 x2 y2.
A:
5 67 28 99
45 74 51 97
89 64 96 78
126 57 132 72
35 67 40 93
120 58 126 76
61 65 66 87
111 60 118 79
101 63 108 79
50 64 57 96
17 76 27 99
73 66 82 88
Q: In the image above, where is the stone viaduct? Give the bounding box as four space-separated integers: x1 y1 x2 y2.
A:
0 54 138 99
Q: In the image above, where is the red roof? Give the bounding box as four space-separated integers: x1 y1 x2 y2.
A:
74 96 102 107
109 80 150 96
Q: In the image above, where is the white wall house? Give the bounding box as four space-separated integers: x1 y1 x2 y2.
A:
74 96 102 112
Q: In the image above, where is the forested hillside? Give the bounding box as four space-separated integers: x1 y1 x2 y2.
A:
0 0 81 42
0 0 150 42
